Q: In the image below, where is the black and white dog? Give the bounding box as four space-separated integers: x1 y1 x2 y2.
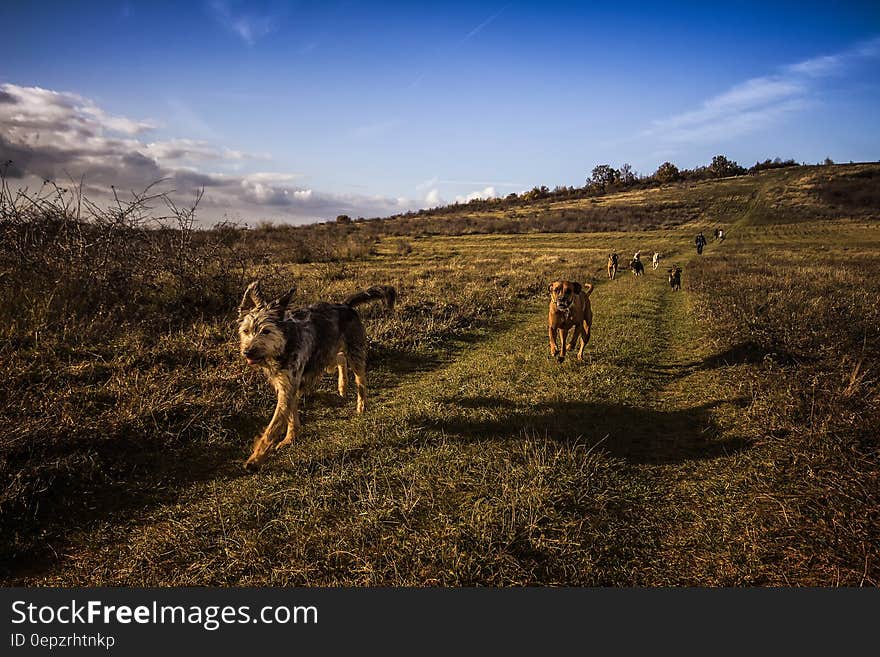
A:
668 266 682 291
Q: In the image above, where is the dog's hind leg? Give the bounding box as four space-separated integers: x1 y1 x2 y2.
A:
351 355 367 414
336 352 348 397
345 328 368 414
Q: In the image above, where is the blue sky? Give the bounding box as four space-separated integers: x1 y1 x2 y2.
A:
2 1 879 223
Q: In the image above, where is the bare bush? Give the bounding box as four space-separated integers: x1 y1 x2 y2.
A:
0 171 249 340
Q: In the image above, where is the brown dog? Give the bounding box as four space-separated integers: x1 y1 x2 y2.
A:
548 280 594 362
607 253 618 280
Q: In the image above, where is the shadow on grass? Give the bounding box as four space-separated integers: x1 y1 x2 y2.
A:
369 345 445 377
639 340 810 377
1 309 535 582
0 411 257 582
417 395 751 465
700 341 808 368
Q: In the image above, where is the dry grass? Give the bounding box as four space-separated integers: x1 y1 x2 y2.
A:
686 227 880 585
1 164 878 586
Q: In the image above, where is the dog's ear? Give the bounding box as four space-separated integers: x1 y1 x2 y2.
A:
276 284 296 311
572 282 582 294
548 283 554 293
272 285 297 315
239 281 264 317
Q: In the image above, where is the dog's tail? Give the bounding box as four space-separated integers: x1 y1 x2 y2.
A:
582 282 594 297
343 285 396 310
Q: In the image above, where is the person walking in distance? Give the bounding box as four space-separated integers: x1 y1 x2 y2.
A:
695 231 707 255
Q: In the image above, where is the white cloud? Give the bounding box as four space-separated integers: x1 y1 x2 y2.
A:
243 171 303 184
416 177 524 201
79 102 156 135
416 175 440 191
143 138 266 164
208 0 278 46
454 186 497 204
644 35 880 145
786 55 842 77
1 84 155 139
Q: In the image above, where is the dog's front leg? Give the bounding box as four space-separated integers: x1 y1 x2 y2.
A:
274 388 302 452
558 327 569 362
245 373 294 471
568 326 583 360
549 326 559 359
576 321 592 360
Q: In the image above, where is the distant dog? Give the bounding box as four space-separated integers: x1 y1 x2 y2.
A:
668 266 682 291
548 280 594 362
237 282 396 470
652 252 661 270
607 253 619 280
630 258 644 276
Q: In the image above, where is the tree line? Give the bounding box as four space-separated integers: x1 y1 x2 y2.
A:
386 155 803 220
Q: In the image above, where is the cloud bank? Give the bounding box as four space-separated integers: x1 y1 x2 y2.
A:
0 83 423 224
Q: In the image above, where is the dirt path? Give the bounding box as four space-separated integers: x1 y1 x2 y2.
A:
616 246 764 584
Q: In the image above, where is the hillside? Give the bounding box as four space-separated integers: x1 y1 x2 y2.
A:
362 162 880 235
0 163 878 585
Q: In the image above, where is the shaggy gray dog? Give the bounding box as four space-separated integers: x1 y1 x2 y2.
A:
237 282 395 470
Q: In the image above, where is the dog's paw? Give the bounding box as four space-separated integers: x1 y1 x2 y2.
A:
556 355 564 363
274 438 293 451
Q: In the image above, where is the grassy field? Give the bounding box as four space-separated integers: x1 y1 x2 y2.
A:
1 165 878 585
